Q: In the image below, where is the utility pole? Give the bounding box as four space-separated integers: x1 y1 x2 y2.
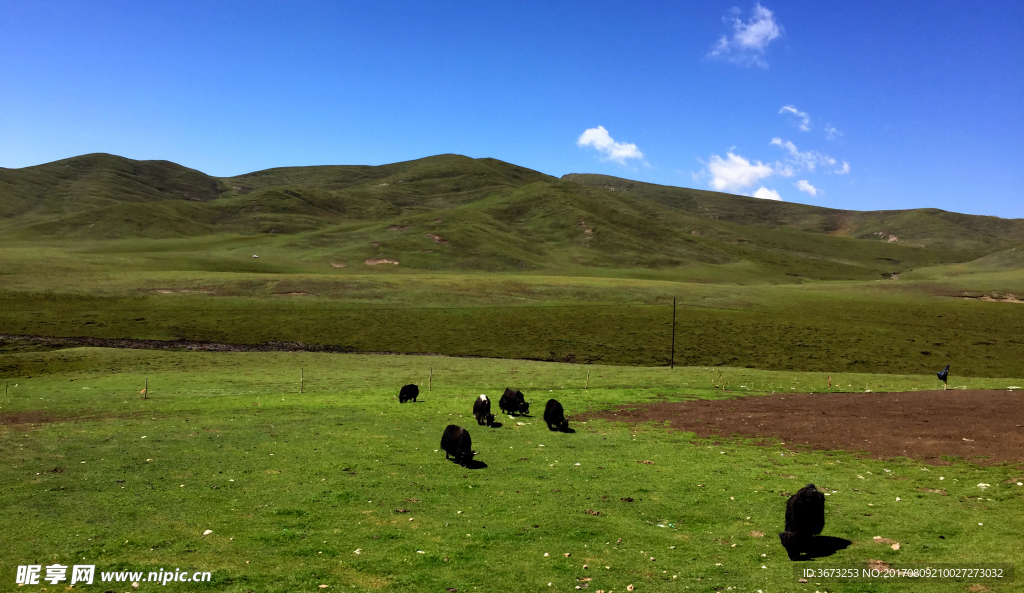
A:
670 297 677 369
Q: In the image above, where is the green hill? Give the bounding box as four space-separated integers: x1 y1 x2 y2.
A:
2 153 1022 281
563 173 1024 251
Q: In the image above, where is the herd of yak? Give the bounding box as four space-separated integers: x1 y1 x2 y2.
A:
398 383 568 467
396 383 832 561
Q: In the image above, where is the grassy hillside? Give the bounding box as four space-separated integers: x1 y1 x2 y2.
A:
564 173 1024 252
3 153 1022 280
1 153 1022 377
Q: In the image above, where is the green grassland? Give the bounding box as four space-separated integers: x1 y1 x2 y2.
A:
2 152 1024 376
1 349 1022 592
1 244 1023 376
2 154 1023 593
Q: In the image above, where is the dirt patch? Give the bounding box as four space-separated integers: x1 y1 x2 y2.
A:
958 291 1022 303
330 262 346 268
364 258 399 266
0 410 143 426
150 288 213 294
579 390 1024 464
273 292 309 296
426 233 449 245
0 334 357 354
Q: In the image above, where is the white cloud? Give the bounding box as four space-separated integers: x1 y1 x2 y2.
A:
770 137 837 172
794 179 818 196
706 152 774 192
824 125 842 140
753 186 783 201
708 3 783 68
779 105 811 131
577 126 645 165
774 163 795 177
835 161 850 174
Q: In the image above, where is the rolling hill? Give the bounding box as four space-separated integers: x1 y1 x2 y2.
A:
2 153 1022 281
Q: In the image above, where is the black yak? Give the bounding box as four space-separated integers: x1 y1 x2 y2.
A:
543 398 569 431
937 364 950 389
779 484 826 560
499 388 530 416
473 394 495 426
440 425 473 466
398 384 419 403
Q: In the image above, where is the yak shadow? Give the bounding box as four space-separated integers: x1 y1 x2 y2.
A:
547 426 576 433
488 422 504 428
785 536 852 561
461 459 488 470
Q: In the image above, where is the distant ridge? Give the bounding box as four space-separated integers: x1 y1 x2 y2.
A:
562 173 1024 250
1 153 1022 280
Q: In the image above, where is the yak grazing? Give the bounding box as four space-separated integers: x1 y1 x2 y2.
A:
779 483 826 560
499 388 530 416
473 394 495 426
440 425 474 466
543 398 569 431
398 384 419 403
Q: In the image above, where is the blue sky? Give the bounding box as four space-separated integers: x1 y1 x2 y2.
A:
1 1 1021 218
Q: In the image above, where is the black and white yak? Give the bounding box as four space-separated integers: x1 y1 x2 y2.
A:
473 394 495 426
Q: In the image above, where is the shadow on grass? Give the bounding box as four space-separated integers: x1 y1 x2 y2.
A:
784 535 853 561
547 426 577 433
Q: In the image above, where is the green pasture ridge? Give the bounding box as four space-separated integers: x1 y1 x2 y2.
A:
2 152 1022 279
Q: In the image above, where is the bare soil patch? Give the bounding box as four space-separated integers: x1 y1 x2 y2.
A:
364 258 399 265
958 291 1022 303
150 288 213 294
0 334 357 353
581 390 1024 464
0 409 144 426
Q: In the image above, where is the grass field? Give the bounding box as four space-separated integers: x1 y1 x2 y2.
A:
2 349 1022 592
2 153 1023 591
2 239 1023 376
2 153 1023 377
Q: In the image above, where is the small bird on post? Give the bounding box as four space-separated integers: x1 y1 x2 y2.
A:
937 364 950 390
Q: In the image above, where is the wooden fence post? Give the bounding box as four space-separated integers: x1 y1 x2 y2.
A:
670 297 676 369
